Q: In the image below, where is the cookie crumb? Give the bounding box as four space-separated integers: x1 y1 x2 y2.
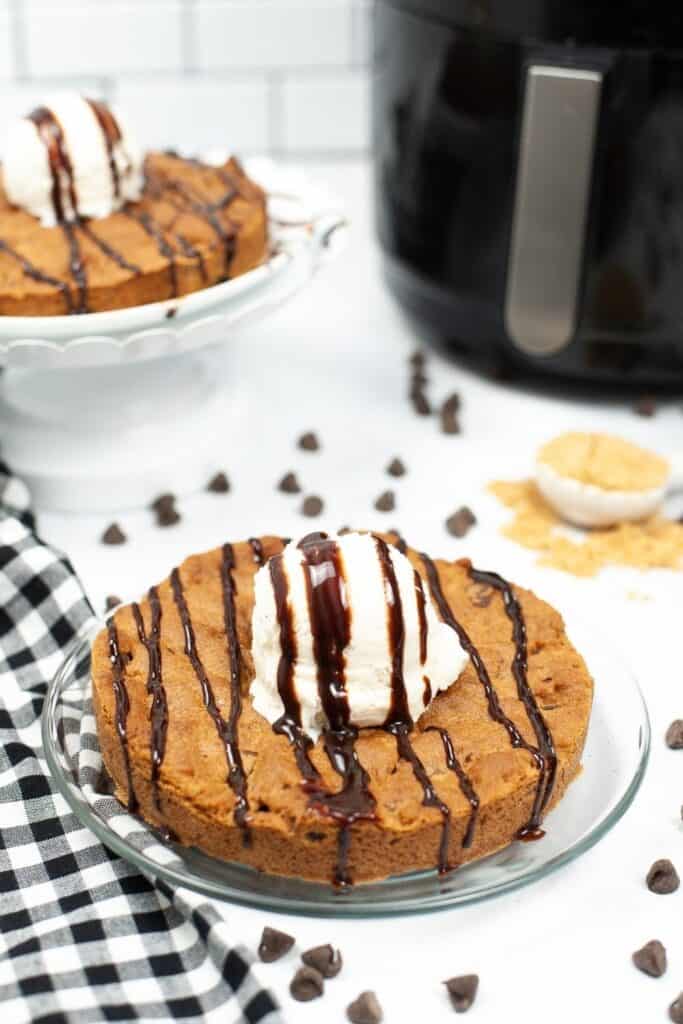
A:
101 523 126 545
165 306 177 319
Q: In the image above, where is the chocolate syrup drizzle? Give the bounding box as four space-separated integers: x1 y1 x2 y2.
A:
60 222 88 313
427 726 479 848
470 567 557 837
79 221 141 275
176 233 208 283
269 536 376 885
419 554 556 840
131 588 166 812
125 209 179 296
107 619 138 813
0 119 238 312
388 529 407 555
219 543 251 840
86 98 124 198
248 538 265 566
170 565 251 843
144 168 237 272
28 106 78 223
0 239 74 312
374 537 453 874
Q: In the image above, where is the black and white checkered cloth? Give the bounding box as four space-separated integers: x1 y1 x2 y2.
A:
0 463 281 1023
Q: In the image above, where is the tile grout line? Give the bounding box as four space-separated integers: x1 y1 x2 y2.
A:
267 70 284 157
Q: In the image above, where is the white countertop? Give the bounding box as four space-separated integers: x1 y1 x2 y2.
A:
38 161 683 1024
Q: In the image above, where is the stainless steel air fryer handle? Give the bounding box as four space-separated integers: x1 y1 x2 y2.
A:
505 64 603 356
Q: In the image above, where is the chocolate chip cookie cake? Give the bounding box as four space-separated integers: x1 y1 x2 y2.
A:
0 93 268 315
91 531 593 885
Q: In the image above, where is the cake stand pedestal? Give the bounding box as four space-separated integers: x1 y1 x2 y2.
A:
0 354 226 512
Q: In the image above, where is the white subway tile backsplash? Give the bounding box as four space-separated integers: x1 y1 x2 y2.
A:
0 0 371 157
24 2 184 77
114 76 269 154
352 0 372 66
0 4 16 82
282 70 369 152
196 1 353 70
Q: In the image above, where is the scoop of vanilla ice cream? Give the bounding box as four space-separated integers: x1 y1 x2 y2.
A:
3 92 143 226
251 532 468 737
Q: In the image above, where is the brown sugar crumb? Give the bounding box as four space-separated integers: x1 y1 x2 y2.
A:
537 432 669 492
489 478 683 577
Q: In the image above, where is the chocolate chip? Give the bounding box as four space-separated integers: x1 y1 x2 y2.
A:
290 966 324 1002
444 975 479 1013
95 768 115 795
470 584 493 607
386 457 406 477
278 471 301 494
207 472 230 493
409 349 426 368
646 859 680 894
301 944 342 979
446 506 476 538
302 495 324 517
151 492 175 511
632 939 667 977
258 926 295 963
634 395 657 417
411 389 431 416
665 720 683 749
151 492 180 527
105 595 122 612
347 990 383 1023
298 431 320 452
374 490 395 513
440 393 461 434
101 523 126 545
671 994 683 1024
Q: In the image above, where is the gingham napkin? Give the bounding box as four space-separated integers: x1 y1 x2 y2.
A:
0 462 281 1024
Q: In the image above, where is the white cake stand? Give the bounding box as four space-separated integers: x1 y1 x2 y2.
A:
0 160 347 512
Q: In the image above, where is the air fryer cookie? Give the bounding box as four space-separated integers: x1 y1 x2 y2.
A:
91 533 593 885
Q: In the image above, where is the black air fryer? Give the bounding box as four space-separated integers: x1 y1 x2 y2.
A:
373 1 683 382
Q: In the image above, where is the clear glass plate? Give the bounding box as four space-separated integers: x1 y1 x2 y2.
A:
42 614 650 917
